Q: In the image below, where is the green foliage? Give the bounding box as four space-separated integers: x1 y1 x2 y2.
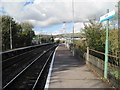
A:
109 29 119 56
1 15 35 51
74 40 86 53
21 22 35 46
56 40 60 44
41 35 54 43
33 35 54 44
82 19 105 52
74 19 119 59
50 36 54 42
1 15 23 50
110 71 119 79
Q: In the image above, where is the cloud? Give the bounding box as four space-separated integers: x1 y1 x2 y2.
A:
1 0 118 31
34 29 49 35
34 31 40 35
74 23 84 33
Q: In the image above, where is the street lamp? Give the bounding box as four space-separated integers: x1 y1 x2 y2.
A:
72 0 75 56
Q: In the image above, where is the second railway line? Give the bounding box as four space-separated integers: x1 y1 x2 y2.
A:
2 44 58 89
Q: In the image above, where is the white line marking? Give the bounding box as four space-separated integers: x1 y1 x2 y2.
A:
2 52 44 89
32 52 53 90
44 46 59 90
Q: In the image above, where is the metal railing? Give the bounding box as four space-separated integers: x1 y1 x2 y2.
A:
84 47 120 89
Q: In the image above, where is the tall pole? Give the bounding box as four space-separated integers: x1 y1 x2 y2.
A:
39 30 40 44
30 30 32 45
10 19 13 49
117 2 120 89
72 0 75 56
39 29 42 44
2 6 13 49
104 9 109 79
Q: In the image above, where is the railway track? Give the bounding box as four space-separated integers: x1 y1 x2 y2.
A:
2 44 53 68
2 44 57 89
2 44 54 86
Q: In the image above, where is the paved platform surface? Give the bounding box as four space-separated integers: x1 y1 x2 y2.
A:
49 44 111 88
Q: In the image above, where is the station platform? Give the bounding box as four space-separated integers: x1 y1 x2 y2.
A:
46 44 112 88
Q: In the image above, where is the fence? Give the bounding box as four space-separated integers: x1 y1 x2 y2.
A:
74 47 120 89
86 47 119 89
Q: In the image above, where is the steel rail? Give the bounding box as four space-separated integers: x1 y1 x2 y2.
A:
32 51 54 90
2 48 38 63
1 43 49 54
2 45 56 89
2 44 54 87
2 44 53 70
2 43 52 62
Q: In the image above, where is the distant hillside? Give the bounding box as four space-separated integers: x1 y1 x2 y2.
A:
34 33 83 39
53 33 82 38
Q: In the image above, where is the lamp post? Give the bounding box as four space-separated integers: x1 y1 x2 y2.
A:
72 0 75 56
62 21 67 44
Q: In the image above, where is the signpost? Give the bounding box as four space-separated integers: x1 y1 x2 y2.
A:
100 9 116 79
100 10 116 22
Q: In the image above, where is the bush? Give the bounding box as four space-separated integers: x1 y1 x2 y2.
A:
56 40 60 44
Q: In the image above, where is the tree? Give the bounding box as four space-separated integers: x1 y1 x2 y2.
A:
80 19 119 61
1 15 22 50
21 22 35 46
1 15 35 51
82 19 105 52
1 15 11 50
50 36 54 42
109 29 119 56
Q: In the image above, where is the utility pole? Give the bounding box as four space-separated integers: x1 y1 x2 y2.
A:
39 29 42 44
2 6 13 49
10 18 13 49
39 35 41 44
30 30 32 46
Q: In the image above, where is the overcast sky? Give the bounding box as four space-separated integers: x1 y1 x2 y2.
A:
0 0 118 35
